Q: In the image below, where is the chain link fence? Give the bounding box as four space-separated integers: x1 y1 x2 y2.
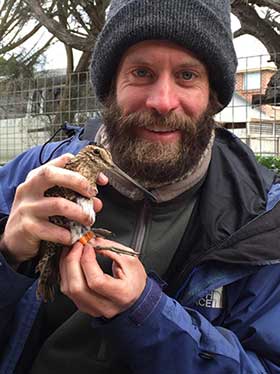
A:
216 53 280 155
0 54 280 165
0 69 98 165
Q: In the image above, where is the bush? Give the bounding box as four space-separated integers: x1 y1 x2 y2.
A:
256 156 280 174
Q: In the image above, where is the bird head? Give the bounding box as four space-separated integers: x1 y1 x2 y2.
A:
75 143 157 202
81 144 113 171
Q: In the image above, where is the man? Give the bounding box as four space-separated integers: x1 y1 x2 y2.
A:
0 0 280 373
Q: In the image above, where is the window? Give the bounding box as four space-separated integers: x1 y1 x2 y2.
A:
243 71 261 90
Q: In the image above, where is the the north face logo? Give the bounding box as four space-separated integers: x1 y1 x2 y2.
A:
196 287 224 308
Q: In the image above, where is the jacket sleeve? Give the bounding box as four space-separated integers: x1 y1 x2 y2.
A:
0 133 86 215
92 266 280 374
0 253 35 352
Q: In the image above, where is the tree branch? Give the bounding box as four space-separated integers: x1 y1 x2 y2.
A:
0 23 42 55
231 0 280 67
24 35 55 67
252 0 280 13
233 27 247 38
23 0 96 51
65 45 74 74
69 1 90 34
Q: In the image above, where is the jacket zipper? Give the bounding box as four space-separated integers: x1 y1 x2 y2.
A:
130 199 150 254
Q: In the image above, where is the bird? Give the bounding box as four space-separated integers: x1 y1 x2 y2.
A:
36 143 155 302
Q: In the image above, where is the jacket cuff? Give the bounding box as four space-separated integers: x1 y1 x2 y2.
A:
128 274 164 325
92 274 165 328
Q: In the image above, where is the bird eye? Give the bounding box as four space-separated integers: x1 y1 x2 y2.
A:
93 148 100 155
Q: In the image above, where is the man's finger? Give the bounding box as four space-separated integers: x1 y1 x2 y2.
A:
27 197 95 227
96 172 109 186
93 197 103 213
27 166 95 198
80 244 121 297
61 241 86 296
59 247 70 293
46 153 75 167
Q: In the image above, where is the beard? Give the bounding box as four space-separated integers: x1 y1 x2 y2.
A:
102 98 215 189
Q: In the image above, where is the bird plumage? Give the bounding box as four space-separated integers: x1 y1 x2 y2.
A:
36 144 113 302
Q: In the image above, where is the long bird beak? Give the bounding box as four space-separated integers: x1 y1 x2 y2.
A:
109 162 157 202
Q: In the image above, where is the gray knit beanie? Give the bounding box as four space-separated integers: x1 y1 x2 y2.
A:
91 0 237 109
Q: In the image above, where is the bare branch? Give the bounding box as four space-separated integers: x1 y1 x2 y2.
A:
24 36 55 67
231 0 280 67
23 0 96 51
0 0 15 29
233 28 247 38
0 0 109 75
0 23 42 55
69 1 90 33
65 45 74 74
252 0 280 13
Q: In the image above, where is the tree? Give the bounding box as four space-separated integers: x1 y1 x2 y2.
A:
231 1 280 106
20 0 111 126
1 0 279 125
0 55 40 78
231 0 280 68
1 0 110 76
23 0 110 74
2 1 279 73
0 0 54 76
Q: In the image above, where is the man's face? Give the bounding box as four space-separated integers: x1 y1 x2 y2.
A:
103 40 215 188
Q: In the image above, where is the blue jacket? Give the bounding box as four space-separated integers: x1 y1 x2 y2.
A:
1 128 280 373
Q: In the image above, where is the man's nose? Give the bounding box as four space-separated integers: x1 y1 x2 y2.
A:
145 76 180 115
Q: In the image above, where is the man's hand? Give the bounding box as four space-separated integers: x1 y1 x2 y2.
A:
59 238 147 319
0 153 108 264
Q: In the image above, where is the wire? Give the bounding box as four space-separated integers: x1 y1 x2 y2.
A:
38 122 80 165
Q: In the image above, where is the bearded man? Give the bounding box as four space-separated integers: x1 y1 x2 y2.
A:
1 0 280 373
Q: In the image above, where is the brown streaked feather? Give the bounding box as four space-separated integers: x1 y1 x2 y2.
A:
36 145 113 302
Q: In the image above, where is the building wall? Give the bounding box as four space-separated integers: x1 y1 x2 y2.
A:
236 69 280 120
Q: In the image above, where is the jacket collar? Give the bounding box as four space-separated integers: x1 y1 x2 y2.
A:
165 128 278 294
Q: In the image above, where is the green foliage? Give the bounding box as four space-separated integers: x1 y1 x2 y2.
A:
0 52 46 79
0 55 34 79
256 156 280 174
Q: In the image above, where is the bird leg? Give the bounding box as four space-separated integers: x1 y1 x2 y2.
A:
92 228 114 238
94 245 140 257
78 230 139 257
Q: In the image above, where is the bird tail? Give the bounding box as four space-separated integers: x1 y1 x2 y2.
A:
36 243 62 302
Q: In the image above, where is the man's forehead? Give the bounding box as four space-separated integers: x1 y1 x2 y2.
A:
118 40 208 74
120 40 205 66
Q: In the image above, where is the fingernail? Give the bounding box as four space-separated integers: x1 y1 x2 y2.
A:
98 172 107 183
88 186 97 196
88 217 95 226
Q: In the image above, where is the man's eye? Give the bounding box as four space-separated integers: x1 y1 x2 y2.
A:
180 71 196 80
133 69 151 78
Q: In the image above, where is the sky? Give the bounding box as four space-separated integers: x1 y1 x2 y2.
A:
43 15 273 71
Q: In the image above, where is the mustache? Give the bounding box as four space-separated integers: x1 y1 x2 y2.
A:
120 110 196 133
103 102 197 138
